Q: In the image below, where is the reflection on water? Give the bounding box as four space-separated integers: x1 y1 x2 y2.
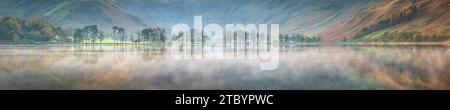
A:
0 44 449 90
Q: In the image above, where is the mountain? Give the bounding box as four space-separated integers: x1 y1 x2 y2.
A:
0 0 448 41
0 0 377 32
0 0 151 31
116 0 378 33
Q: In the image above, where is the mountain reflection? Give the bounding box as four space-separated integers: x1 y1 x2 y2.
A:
0 44 449 90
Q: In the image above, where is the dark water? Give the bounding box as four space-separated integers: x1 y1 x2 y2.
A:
0 44 449 90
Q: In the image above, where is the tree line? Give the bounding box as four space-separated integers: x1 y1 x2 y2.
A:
279 33 322 44
73 25 105 44
0 17 69 43
73 25 167 45
0 16 171 44
353 32 450 42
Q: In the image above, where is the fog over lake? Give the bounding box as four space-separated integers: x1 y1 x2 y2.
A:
0 44 449 90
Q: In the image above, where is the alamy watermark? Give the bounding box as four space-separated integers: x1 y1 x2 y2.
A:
170 16 279 70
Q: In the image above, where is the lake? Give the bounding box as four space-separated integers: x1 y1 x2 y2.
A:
0 44 449 90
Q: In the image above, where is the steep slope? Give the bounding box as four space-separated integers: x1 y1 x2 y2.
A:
321 0 450 41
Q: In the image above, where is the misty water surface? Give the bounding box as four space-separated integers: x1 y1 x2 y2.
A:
0 44 449 90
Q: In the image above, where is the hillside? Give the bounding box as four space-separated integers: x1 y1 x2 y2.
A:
321 0 450 41
0 0 151 31
0 0 377 33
